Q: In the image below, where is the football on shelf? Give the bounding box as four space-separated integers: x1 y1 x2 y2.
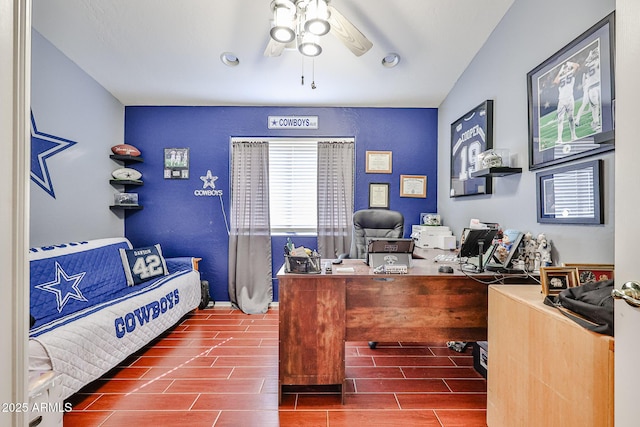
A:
111 144 141 157
112 167 142 181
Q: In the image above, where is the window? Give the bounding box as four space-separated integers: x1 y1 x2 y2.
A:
268 139 318 234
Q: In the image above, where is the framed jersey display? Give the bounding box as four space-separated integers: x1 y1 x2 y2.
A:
450 100 493 197
527 12 615 170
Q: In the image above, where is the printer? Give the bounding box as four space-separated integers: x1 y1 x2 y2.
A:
411 225 456 250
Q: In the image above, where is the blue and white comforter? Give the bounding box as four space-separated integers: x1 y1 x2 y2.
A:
29 238 201 399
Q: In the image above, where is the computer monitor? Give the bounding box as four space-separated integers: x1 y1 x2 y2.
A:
459 228 499 272
366 238 415 267
367 238 415 254
485 231 524 273
459 228 499 258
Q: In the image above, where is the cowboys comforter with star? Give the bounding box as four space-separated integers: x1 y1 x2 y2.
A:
28 237 201 399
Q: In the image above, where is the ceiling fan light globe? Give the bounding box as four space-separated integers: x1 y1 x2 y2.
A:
299 42 322 57
270 26 296 43
304 19 330 36
271 2 296 43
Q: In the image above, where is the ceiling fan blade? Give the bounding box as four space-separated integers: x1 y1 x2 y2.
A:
264 37 286 57
327 5 373 57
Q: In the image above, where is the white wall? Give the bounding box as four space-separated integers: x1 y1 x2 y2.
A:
30 30 125 247
437 0 616 264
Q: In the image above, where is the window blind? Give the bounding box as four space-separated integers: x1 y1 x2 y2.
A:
268 140 318 233
550 168 595 218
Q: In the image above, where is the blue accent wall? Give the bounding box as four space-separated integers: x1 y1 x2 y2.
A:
124 106 437 303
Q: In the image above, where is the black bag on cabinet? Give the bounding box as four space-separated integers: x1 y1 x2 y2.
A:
544 279 614 336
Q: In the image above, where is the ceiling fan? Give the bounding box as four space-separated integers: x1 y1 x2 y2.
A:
264 0 373 58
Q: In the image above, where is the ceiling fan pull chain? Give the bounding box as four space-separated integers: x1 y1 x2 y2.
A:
311 57 317 89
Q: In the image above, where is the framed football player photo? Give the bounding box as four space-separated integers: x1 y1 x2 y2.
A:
450 100 493 197
164 148 190 179
527 12 615 170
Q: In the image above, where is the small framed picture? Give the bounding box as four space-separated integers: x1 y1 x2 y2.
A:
536 159 603 224
540 266 579 296
164 148 190 179
420 213 441 226
562 263 614 285
114 192 139 206
400 175 427 198
366 151 392 174
369 182 389 208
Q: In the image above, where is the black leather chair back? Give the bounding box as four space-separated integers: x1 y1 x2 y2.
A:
349 209 404 259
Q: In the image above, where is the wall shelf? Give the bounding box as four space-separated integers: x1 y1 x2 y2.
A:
110 154 143 164
471 167 522 178
109 179 143 186
109 205 143 211
110 152 143 211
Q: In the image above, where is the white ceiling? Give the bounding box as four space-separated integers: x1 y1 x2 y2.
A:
32 0 514 108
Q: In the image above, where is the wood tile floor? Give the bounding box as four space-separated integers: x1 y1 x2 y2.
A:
64 307 488 426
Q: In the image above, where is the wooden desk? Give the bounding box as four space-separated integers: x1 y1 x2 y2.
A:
278 255 530 402
487 285 614 427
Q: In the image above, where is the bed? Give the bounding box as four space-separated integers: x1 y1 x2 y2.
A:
28 237 201 400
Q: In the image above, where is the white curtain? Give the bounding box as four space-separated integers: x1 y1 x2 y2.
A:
228 141 272 314
317 140 354 259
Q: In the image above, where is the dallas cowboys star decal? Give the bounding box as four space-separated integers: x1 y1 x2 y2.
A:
35 262 88 313
31 112 78 198
200 170 218 189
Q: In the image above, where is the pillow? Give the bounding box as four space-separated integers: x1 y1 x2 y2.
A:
119 244 169 286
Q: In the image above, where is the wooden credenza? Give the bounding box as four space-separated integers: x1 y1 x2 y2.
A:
487 285 614 427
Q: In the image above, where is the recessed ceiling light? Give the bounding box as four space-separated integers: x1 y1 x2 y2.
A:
381 53 400 68
220 52 240 67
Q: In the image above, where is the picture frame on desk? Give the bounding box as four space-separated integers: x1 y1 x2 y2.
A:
368 182 389 209
536 159 603 224
562 263 614 285
527 12 615 170
450 100 493 197
540 266 579 296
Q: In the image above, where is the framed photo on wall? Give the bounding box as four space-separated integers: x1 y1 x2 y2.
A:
527 12 615 170
450 100 493 197
400 175 426 198
369 182 389 208
536 159 602 224
366 151 392 174
164 148 190 179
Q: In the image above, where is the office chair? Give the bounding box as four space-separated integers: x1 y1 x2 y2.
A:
349 209 404 259
348 209 404 350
